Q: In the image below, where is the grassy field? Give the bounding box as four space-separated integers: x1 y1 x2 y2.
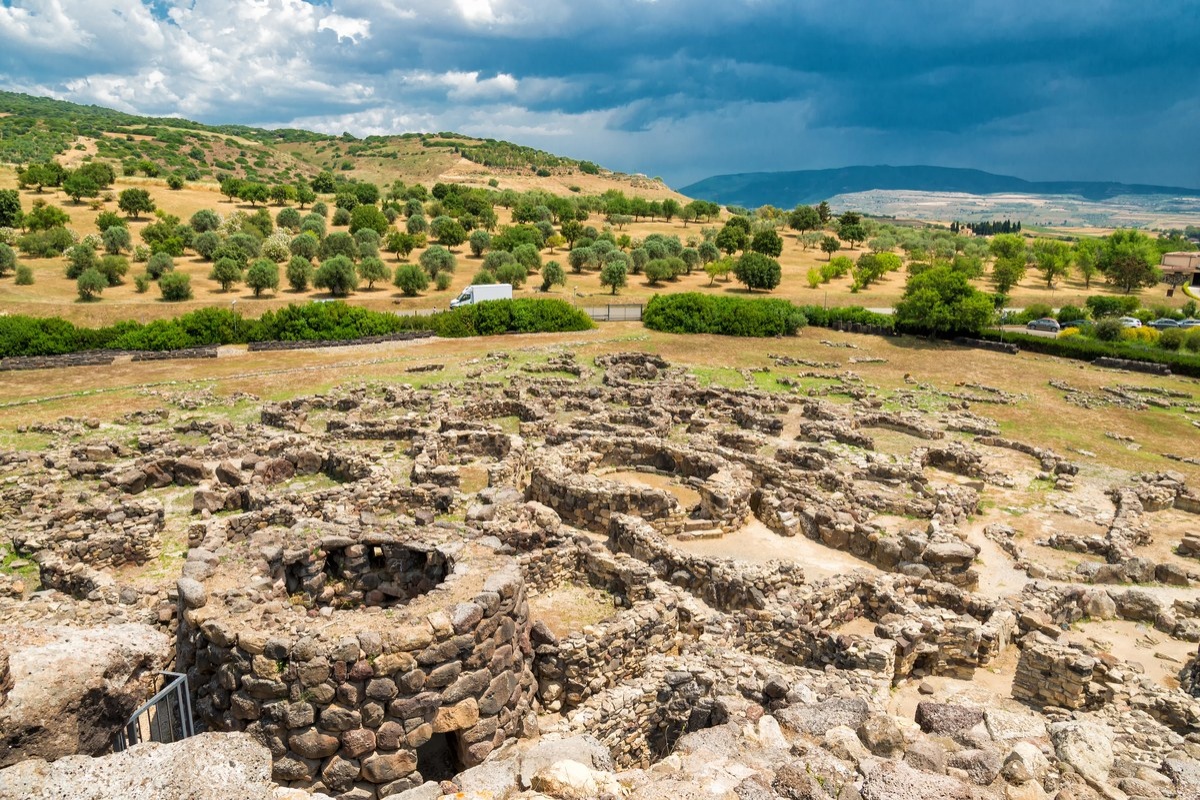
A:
1 325 1196 488
0 165 1189 328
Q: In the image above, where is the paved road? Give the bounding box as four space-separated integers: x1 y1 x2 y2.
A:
999 324 1058 339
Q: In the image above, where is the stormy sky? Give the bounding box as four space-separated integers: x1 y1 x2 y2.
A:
1 0 1197 188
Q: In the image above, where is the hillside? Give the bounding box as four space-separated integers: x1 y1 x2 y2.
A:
680 165 1200 208
0 91 680 198
0 92 1189 331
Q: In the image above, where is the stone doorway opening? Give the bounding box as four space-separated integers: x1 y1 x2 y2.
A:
417 731 464 782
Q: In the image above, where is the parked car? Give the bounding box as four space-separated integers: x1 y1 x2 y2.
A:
1178 318 1200 328
1118 316 1143 328
1149 318 1180 330
1059 319 1093 331
1026 317 1061 333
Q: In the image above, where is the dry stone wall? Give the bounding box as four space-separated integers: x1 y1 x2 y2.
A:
176 514 538 799
12 499 163 571
1012 633 1100 710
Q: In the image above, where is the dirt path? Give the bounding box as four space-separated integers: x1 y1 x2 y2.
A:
959 514 1033 599
674 518 880 582
599 470 701 507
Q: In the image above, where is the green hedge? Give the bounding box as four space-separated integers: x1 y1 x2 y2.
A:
797 305 895 331
978 329 1200 378
644 293 807 337
0 299 593 358
393 298 594 338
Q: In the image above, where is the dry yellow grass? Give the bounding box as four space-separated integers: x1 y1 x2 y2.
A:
0 326 1195 488
0 163 1188 327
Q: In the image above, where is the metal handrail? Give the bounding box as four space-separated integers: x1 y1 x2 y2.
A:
114 671 195 752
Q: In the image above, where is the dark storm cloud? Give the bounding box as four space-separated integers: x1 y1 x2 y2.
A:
0 0 1197 186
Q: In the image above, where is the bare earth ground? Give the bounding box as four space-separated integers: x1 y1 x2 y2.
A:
678 517 880 583
527 582 618 640
599 469 703 507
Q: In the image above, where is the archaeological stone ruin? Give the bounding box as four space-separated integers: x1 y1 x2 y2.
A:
1 347 1199 800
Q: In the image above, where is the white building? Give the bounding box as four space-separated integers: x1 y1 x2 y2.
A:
1161 252 1200 288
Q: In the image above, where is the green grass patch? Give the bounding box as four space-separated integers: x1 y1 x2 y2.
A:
0 549 39 588
0 430 53 450
692 366 746 389
750 371 790 392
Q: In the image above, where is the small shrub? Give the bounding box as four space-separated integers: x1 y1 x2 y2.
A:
102 225 132 254
209 257 243 291
1121 327 1159 345
419 245 456 278
1056 304 1090 323
1094 318 1124 341
246 258 281 297
20 227 75 258
393 264 429 297
146 252 174 279
495 262 528 289
77 268 106 300
97 254 129 286
482 250 516 273
286 256 314 292
1021 303 1054 324
826 255 853 279
159 271 193 301
134 273 151 293
14 265 33 285
313 255 358 296
261 233 292 263
65 243 99 279
1086 295 1139 318
1159 328 1185 351
540 262 566 292
434 271 453 291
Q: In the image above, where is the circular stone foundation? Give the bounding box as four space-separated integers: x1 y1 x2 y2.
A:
177 516 536 798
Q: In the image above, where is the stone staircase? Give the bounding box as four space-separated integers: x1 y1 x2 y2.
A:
675 518 724 541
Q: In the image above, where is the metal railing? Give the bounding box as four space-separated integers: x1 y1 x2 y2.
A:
114 671 195 752
582 304 644 322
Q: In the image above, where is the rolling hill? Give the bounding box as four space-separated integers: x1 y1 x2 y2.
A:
0 91 671 196
679 165 1200 208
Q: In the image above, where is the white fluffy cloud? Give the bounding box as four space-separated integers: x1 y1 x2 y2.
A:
317 13 371 43
0 0 1194 186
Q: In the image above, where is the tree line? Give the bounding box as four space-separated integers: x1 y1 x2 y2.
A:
950 220 1021 235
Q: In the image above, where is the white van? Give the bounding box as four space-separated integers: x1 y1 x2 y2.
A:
450 283 512 309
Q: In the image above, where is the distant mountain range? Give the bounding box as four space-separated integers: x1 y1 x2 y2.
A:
678 165 1200 208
